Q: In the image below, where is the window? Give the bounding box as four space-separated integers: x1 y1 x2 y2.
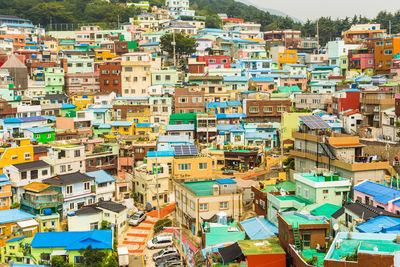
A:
263 106 273 113
219 201 228 209
31 170 38 180
199 163 208 170
178 97 188 103
24 153 31 160
21 172 27 180
249 107 259 113
41 253 51 262
165 75 171 81
323 190 328 194
182 195 186 203
192 97 202 103
90 222 98 230
69 202 74 210
178 163 191 171
75 256 85 265
259 199 265 210
60 165 66 173
66 185 73 195
11 155 17 160
84 182 90 191
199 203 208 211
277 107 286 112
302 234 311 248
190 201 195 209
304 188 309 199
74 150 80 157
384 49 393 55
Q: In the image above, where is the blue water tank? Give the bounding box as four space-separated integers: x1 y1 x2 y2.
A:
43 208 52 215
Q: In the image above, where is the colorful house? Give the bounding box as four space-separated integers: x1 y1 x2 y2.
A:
0 236 34 264
0 174 12 210
0 138 34 175
110 121 134 136
23 127 55 144
60 104 77 117
30 230 113 266
134 123 152 135
0 209 38 247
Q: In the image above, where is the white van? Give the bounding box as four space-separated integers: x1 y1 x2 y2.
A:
147 235 173 249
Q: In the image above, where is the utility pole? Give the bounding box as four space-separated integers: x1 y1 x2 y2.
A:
316 20 320 54
389 20 392 37
154 155 161 218
172 31 177 68
164 225 184 267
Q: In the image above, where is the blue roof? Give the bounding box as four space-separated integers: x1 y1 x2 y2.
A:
11 264 48 267
158 135 192 143
217 113 246 119
86 170 116 184
116 96 149 100
30 230 113 250
223 76 248 82
245 132 270 140
250 77 274 82
240 217 278 239
0 174 10 186
215 179 236 184
19 116 47 122
3 118 21 123
217 124 244 132
4 23 35 29
147 150 175 157
61 104 76 109
24 127 54 134
91 108 109 113
97 123 111 129
45 116 56 122
110 121 133 127
0 209 35 224
136 123 152 128
356 216 400 234
6 236 25 243
166 124 195 131
353 181 400 205
141 42 160 46
207 101 242 109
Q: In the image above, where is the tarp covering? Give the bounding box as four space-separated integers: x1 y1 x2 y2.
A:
218 242 244 264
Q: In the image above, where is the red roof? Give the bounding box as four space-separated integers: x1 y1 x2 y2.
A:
343 110 360 116
222 18 244 23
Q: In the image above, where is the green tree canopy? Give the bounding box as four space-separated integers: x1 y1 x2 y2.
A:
160 33 198 63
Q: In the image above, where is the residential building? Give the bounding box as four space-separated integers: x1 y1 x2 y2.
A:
30 230 113 266
174 179 243 233
174 87 205 114
0 174 12 210
40 144 85 175
44 67 64 95
0 209 37 247
343 24 386 44
86 170 116 202
360 88 395 127
43 172 96 215
244 99 291 123
100 60 122 95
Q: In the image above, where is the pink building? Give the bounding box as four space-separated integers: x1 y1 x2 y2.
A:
249 77 276 92
75 26 101 46
360 54 374 69
353 180 400 215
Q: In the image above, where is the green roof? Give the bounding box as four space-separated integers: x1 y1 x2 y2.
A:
262 181 296 192
203 222 245 247
238 238 285 255
276 195 312 205
329 239 400 261
310 203 341 218
278 85 302 93
280 212 328 226
301 249 325 267
298 173 345 182
184 181 216 196
210 149 252 153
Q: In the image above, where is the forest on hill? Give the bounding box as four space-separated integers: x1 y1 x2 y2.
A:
1 0 400 45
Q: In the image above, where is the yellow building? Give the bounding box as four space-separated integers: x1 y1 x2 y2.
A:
111 121 135 136
126 107 151 123
134 123 153 135
278 49 297 69
0 177 12 211
70 94 95 110
0 209 38 247
173 156 213 180
0 139 33 175
95 50 118 62
281 112 312 144
43 39 58 54
58 40 75 52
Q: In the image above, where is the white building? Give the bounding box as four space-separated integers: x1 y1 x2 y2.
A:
86 170 116 202
40 145 86 175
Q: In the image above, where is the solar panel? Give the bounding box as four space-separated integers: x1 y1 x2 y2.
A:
174 145 199 156
299 115 331 130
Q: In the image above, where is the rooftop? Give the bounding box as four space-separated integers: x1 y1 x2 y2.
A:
0 209 35 224
353 180 400 205
12 160 50 171
240 217 278 240
86 170 116 184
43 172 94 186
280 212 328 226
261 181 296 193
310 203 342 218
237 238 285 256
183 180 216 196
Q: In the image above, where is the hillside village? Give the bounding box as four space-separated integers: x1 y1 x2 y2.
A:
1 1 400 267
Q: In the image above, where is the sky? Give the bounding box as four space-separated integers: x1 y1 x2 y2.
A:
248 0 400 21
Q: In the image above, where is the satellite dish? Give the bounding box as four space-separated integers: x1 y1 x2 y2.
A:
333 223 339 231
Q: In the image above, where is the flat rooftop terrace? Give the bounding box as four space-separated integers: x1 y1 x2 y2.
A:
281 212 328 226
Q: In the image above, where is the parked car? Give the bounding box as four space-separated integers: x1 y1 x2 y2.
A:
157 259 186 267
147 235 173 249
155 254 180 266
153 247 179 262
129 211 146 226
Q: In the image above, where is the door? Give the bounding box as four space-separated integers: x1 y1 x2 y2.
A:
164 194 168 203
302 234 311 249
365 196 370 205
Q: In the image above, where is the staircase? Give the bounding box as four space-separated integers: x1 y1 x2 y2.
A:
292 223 302 250
320 143 336 160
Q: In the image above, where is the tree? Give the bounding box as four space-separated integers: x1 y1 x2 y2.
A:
160 33 198 64
51 256 72 267
80 245 106 267
205 15 222 29
101 220 111 230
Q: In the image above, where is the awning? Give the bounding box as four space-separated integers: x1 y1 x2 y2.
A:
218 242 244 264
51 250 68 256
17 219 38 228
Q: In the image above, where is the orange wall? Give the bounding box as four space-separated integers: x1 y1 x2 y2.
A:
0 184 12 211
56 117 75 130
247 254 286 267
